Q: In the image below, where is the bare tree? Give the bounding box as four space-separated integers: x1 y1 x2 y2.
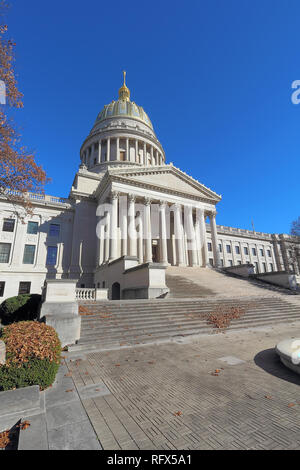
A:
291 217 300 237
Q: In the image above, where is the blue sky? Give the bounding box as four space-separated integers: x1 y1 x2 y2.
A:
5 0 300 234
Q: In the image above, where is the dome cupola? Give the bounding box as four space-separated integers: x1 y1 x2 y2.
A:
118 71 130 101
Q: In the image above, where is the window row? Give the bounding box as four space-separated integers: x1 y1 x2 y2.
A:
0 281 31 297
208 242 272 258
0 243 58 265
2 219 60 237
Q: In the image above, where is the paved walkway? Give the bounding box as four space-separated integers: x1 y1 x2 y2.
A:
65 322 300 450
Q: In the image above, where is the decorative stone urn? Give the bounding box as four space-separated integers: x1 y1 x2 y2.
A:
275 338 300 375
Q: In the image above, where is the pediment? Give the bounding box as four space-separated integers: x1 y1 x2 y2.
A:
106 166 221 202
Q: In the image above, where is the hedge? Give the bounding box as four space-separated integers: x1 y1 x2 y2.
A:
0 294 41 325
0 321 61 391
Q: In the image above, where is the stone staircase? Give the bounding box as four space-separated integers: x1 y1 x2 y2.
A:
69 296 300 353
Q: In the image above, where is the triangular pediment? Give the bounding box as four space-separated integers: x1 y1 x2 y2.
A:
101 165 221 203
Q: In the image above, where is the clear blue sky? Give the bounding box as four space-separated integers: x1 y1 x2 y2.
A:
5 0 300 234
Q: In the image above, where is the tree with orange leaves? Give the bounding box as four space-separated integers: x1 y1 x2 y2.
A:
0 1 47 212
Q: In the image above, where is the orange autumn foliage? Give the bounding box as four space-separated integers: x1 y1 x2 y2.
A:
0 2 48 211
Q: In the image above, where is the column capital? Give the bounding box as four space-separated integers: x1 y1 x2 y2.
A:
144 197 152 206
159 200 167 210
128 193 136 203
110 191 119 201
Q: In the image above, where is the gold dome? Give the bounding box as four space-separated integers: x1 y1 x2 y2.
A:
94 72 153 129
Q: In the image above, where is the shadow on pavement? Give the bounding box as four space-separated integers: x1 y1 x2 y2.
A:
254 348 300 386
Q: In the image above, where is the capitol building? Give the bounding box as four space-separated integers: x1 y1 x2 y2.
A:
0 73 299 301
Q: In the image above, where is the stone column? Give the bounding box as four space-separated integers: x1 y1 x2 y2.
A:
104 210 110 262
156 150 159 166
144 143 147 166
98 140 102 163
194 211 201 266
210 212 221 268
151 146 154 165
116 137 120 161
135 140 139 163
126 138 129 161
106 138 110 162
128 194 137 257
144 198 152 263
137 210 144 264
120 195 128 257
198 208 209 267
186 206 197 266
159 201 168 264
109 192 119 261
174 204 184 266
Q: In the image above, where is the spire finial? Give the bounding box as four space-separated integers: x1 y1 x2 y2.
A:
119 70 130 101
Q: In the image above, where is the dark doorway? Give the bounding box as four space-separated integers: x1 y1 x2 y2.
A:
112 282 121 300
152 243 159 262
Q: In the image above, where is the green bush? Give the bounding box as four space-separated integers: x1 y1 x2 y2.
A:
0 321 61 391
0 294 41 325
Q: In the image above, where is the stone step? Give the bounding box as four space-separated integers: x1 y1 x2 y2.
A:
80 299 296 315
71 315 300 353
79 312 300 343
80 306 300 327
80 304 300 323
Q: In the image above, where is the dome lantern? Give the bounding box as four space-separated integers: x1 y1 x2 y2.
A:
118 70 130 101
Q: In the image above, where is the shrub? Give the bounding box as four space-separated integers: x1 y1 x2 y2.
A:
0 294 41 325
0 321 61 391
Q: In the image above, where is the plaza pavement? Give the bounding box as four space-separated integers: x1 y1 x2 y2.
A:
65 322 300 450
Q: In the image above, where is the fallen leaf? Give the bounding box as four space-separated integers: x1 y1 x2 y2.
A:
18 421 31 430
288 403 295 407
174 411 182 416
264 395 272 399
65 389 74 393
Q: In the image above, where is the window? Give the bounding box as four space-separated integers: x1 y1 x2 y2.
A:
255 262 259 273
0 243 11 263
23 245 36 264
46 246 58 266
262 262 267 272
267 250 271 257
0 281 5 297
270 263 274 271
220 259 224 266
219 244 222 253
237 260 242 265
208 242 212 251
244 247 249 255
27 221 38 234
49 224 60 237
18 282 31 295
228 260 233 266
235 246 240 255
226 245 231 254
252 248 256 256
2 218 15 232
94 158 97 165
209 258 214 266
260 249 264 257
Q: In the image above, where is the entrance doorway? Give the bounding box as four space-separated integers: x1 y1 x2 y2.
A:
152 241 159 262
112 282 121 300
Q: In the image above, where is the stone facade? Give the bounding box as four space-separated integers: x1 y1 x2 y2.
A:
0 75 299 301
